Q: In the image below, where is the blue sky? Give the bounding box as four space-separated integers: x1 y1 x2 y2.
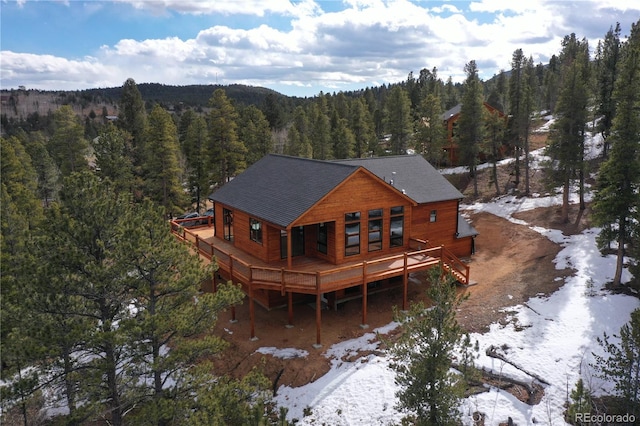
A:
1 0 639 97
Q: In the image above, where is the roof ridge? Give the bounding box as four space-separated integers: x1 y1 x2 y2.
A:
269 153 359 169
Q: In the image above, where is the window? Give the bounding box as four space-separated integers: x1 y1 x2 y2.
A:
390 206 404 247
249 218 262 244
430 210 437 222
368 209 382 251
345 212 360 256
317 222 328 254
223 209 233 241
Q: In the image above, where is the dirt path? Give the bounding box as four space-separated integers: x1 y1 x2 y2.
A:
210 204 580 390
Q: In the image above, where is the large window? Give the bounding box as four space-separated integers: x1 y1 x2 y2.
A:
223 209 233 241
345 212 361 256
368 209 383 251
317 222 328 254
390 206 404 247
249 218 262 244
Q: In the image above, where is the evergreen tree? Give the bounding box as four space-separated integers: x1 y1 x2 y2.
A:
384 86 412 155
263 92 285 130
182 115 210 213
443 76 460 110
285 106 312 158
457 60 485 197
414 93 446 167
239 104 272 165
92 123 134 194
545 34 590 223
115 199 247 425
145 105 187 214
592 308 640 416
21 130 59 206
388 268 472 425
208 89 247 185
118 78 148 175
543 54 561 112
0 139 45 425
483 108 507 196
350 97 375 158
593 21 640 287
48 105 89 177
507 48 529 189
43 173 135 425
332 117 355 159
595 23 622 157
309 95 332 160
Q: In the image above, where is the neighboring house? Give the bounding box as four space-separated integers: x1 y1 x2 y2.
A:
174 154 477 346
442 102 505 165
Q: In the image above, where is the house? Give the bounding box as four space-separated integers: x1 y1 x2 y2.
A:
174 154 477 346
442 102 505 165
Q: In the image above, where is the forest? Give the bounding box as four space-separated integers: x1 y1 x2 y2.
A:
1 19 639 425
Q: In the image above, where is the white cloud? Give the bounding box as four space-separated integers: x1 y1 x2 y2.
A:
2 0 639 95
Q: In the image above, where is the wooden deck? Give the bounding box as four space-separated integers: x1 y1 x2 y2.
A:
171 220 471 347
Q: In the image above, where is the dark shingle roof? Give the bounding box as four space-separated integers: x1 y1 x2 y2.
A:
209 155 359 227
334 155 463 204
442 103 462 121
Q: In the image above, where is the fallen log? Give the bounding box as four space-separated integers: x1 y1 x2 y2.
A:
486 345 551 386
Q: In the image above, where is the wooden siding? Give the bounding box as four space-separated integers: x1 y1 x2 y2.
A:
294 169 413 264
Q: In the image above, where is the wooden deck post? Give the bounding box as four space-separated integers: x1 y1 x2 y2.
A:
361 261 369 328
314 272 322 348
229 254 237 323
249 281 257 341
402 252 408 311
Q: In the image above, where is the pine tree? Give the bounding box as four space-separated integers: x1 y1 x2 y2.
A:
182 114 210 213
309 94 332 159
457 60 485 197
350 97 375 158
21 130 59 206
92 123 134 194
595 23 622 157
42 173 135 425
145 105 187 214
388 267 471 425
239 104 272 165
48 105 89 177
118 78 148 175
483 108 507 196
332 117 355 159
384 86 413 155
592 308 640 416
115 199 247 425
414 93 446 167
545 34 590 223
208 89 247 185
0 138 45 424
593 21 640 287
508 48 528 188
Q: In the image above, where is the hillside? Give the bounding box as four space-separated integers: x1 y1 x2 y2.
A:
0 83 302 120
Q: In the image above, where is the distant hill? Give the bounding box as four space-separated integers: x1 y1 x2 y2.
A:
1 83 305 120
82 83 298 108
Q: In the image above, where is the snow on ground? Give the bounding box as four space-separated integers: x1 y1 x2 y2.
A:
271 121 639 425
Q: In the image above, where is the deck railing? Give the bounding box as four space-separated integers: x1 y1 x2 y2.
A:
171 223 470 293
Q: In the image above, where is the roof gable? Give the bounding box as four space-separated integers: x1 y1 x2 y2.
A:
334 155 463 203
